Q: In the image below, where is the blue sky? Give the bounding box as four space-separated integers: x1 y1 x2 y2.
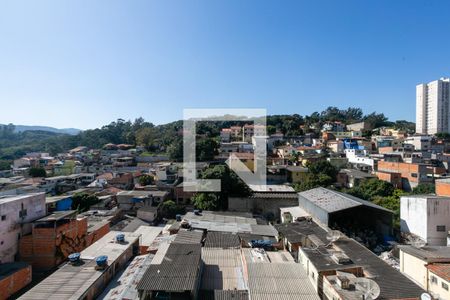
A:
1 0 450 129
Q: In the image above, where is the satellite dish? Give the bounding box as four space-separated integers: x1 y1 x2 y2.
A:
420 293 432 300
355 278 381 300
326 230 342 242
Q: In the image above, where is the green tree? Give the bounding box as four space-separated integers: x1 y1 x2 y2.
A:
411 183 435 195
200 164 251 209
347 178 394 201
167 138 183 162
158 200 185 219
196 138 218 161
0 160 10 170
308 160 338 180
192 193 220 210
293 173 334 192
138 174 154 186
29 167 46 177
71 193 99 212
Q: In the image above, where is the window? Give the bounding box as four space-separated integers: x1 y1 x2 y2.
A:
1 215 5 221
411 173 418 178
443 282 449 291
437 225 446 232
431 275 438 284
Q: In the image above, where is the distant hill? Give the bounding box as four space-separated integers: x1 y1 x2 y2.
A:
3 124 81 135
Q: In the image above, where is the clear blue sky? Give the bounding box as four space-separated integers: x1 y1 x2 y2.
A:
1 0 450 130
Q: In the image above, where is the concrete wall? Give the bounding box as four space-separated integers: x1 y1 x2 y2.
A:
401 196 450 246
228 196 298 219
0 193 46 263
399 250 428 288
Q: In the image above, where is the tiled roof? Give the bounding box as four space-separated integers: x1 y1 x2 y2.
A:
427 263 450 281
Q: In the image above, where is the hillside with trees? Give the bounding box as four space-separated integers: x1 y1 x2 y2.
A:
0 107 414 170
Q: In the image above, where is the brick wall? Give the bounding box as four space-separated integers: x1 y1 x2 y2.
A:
436 180 450 197
19 217 110 271
0 264 32 299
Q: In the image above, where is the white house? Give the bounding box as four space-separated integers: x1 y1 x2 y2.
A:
400 195 450 246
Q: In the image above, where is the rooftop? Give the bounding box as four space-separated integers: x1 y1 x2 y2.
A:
133 225 162 246
98 254 153 300
246 263 319 300
427 263 450 282
19 231 140 300
183 211 257 225
201 248 246 290
137 243 202 292
279 220 424 299
172 229 204 244
398 245 450 262
299 187 393 214
0 192 44 205
204 231 241 248
248 184 296 192
35 210 77 222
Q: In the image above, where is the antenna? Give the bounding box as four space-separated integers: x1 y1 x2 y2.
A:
355 278 380 300
326 230 342 243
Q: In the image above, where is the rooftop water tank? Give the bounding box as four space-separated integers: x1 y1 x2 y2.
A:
68 253 81 263
194 209 200 215
116 233 125 243
176 214 182 222
96 255 108 267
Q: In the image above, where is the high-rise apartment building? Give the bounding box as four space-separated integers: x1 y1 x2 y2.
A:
416 77 450 134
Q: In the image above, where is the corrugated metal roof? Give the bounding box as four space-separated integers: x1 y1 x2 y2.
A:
246 263 319 299
204 232 241 248
98 254 153 300
299 187 393 214
201 248 246 290
184 211 257 224
172 229 204 244
199 290 249 300
137 243 202 292
19 231 140 300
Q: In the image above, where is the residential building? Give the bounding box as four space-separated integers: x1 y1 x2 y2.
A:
276 220 425 299
220 128 231 143
400 195 450 246
416 77 450 134
0 193 46 263
427 263 450 300
337 168 375 188
405 135 433 151
398 245 450 299
377 160 443 191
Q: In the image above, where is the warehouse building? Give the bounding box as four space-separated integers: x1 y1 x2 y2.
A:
298 187 393 240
